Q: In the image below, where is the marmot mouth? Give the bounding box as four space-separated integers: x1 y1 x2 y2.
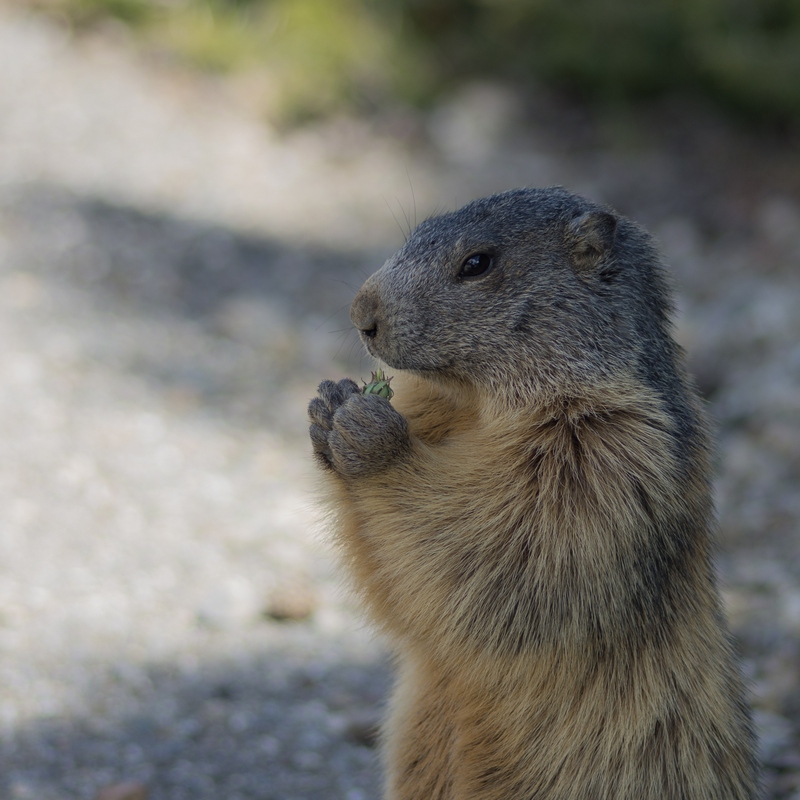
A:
359 334 454 374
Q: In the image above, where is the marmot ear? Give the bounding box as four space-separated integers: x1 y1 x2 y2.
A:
566 210 617 271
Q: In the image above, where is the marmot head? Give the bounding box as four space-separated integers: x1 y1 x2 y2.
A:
351 187 678 404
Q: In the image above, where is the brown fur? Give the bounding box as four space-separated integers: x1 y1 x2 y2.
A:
308 187 759 799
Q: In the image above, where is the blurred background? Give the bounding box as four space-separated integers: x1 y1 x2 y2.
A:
0 1 798 798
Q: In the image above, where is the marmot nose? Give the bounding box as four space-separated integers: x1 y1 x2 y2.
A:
350 286 380 339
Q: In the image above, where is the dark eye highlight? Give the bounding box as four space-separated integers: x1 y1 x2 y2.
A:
459 253 494 279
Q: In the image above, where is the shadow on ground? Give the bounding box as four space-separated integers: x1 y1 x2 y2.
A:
1 641 390 800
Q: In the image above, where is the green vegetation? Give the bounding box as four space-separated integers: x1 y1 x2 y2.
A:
38 0 800 125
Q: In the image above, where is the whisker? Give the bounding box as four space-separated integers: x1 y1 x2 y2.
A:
397 195 412 240
333 328 357 361
383 195 410 243
314 302 352 332
406 167 418 230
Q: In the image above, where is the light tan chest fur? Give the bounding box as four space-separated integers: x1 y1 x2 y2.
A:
323 372 757 799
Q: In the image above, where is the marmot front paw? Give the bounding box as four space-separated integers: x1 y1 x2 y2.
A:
308 378 409 478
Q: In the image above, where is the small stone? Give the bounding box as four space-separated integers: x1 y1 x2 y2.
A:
263 578 317 622
94 781 148 800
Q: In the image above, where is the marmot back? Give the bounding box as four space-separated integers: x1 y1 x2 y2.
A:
308 187 760 799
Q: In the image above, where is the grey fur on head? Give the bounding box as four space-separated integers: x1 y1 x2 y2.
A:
350 187 678 406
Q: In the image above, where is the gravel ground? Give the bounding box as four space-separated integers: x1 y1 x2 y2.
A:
0 6 798 799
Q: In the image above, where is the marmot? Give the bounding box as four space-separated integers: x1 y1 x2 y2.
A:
308 187 760 799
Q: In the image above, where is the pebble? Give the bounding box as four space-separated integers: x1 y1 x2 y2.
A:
95 783 149 800
263 578 318 622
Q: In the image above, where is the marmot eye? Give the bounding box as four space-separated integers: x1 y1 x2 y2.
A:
459 253 494 279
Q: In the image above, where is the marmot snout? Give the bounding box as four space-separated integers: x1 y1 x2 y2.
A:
350 282 380 340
